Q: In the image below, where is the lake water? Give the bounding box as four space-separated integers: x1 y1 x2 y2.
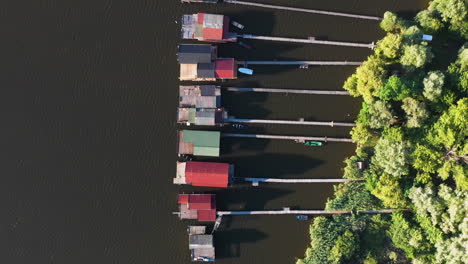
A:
0 0 427 263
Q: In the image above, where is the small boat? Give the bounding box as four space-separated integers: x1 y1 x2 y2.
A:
231 123 246 129
238 67 253 75
194 256 215 262
231 21 244 29
304 141 323 147
238 41 253 49
296 215 308 221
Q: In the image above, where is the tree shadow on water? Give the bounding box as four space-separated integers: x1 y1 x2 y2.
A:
215 228 268 259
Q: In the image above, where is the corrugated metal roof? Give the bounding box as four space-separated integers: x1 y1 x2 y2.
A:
189 234 214 248
195 96 217 108
194 146 219 157
185 161 230 188
203 14 224 29
215 58 236 79
178 44 213 64
183 130 220 148
197 209 217 222
197 63 215 78
200 85 217 96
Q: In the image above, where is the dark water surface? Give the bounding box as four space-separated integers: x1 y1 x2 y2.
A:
1 0 427 263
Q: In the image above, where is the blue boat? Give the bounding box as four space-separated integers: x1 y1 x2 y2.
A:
238 67 253 75
296 215 308 221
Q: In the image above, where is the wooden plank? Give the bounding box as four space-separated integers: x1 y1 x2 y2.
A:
224 87 350 95
224 0 381 21
222 133 353 143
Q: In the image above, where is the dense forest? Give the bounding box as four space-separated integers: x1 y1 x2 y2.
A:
297 0 467 263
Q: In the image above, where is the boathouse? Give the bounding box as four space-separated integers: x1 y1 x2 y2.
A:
177 130 221 157
178 194 217 222
174 161 233 187
178 85 226 126
188 226 215 262
182 13 236 42
178 44 237 81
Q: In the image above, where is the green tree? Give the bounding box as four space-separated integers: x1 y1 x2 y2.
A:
350 123 378 147
401 44 434 69
388 213 433 259
329 231 359 264
367 100 395 128
402 97 429 128
343 73 359 97
371 174 408 208
378 75 412 101
375 33 402 59
372 137 411 177
416 10 444 33
412 144 443 174
402 26 423 45
380 11 402 32
429 0 468 38
348 55 387 102
423 71 445 101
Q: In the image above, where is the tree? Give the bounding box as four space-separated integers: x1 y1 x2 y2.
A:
402 97 429 127
423 71 445 101
380 11 402 32
378 75 411 101
416 10 444 33
367 100 395 128
350 123 378 147
329 231 359 264
343 73 359 97
372 137 411 177
412 144 443 174
429 0 468 38
401 44 434 69
371 174 408 208
375 33 402 59
402 26 423 45
347 55 387 102
447 45 468 94
388 213 433 259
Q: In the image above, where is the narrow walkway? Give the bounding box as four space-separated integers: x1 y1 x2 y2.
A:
241 178 351 183
237 61 362 66
224 87 350 95
217 209 405 216
238 34 375 49
224 118 355 127
222 133 353 143
224 0 382 21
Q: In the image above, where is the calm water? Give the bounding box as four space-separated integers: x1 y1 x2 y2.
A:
1 0 427 263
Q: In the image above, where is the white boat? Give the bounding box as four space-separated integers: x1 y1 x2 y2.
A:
231 21 244 29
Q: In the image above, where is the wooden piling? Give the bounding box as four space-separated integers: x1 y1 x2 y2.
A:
224 87 350 95
222 133 353 143
224 118 355 127
223 0 382 21
238 34 375 49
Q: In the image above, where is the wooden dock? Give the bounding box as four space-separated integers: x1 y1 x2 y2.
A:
217 208 405 216
238 34 375 49
237 61 362 66
224 87 350 95
223 0 381 21
224 117 355 127
222 133 353 143
239 177 356 186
